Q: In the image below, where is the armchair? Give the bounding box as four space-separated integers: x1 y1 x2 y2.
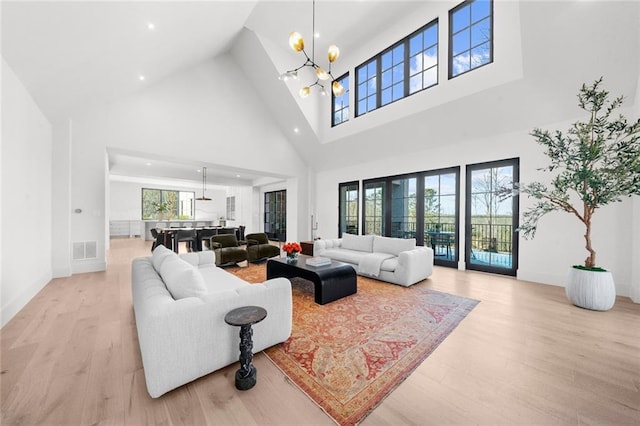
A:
245 233 280 263
210 234 248 266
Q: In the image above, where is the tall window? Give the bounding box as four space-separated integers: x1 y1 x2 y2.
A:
226 196 236 220
264 190 286 241
141 188 194 220
424 170 459 266
339 181 359 236
332 73 350 127
390 176 417 238
465 159 519 276
356 19 438 117
449 0 493 78
363 180 385 235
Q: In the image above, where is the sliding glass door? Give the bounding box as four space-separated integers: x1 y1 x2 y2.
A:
363 180 385 235
465 159 519 275
424 170 459 267
390 176 417 238
361 168 460 268
339 182 359 237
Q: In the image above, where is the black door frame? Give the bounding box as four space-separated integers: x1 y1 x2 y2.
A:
465 158 519 276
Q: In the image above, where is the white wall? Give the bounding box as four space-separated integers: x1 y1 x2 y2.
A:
315 115 636 298
1 58 53 326
53 52 310 274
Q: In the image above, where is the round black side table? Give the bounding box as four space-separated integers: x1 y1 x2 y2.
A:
224 306 267 390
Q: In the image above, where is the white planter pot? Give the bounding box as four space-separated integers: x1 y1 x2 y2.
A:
565 267 616 311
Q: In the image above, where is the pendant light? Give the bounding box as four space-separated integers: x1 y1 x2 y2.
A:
278 0 344 98
196 167 212 201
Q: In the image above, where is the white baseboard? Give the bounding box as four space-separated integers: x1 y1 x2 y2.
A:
71 260 107 274
1 272 51 328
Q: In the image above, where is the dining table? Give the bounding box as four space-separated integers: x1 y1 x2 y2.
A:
157 226 238 252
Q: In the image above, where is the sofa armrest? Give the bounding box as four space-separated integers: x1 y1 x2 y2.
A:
393 247 434 286
133 276 292 398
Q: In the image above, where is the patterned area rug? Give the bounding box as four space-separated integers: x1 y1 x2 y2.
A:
227 262 479 426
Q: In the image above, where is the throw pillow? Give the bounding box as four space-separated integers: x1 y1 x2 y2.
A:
160 255 208 300
342 233 374 252
152 244 176 272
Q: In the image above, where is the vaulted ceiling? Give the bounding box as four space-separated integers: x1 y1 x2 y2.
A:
3 1 639 184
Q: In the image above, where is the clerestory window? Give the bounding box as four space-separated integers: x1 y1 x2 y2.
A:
356 19 438 117
449 0 493 78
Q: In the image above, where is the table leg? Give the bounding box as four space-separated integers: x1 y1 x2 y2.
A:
235 324 257 390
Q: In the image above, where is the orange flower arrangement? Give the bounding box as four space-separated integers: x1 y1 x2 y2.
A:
282 242 302 256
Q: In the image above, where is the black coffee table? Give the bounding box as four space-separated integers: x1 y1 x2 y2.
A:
267 255 357 305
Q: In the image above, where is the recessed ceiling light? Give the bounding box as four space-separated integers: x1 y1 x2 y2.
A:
197 169 201 173
147 22 155 30
294 127 299 133
139 75 145 81
146 162 152 166
314 32 320 38
236 174 241 178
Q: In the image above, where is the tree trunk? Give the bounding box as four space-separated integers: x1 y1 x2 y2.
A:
584 219 596 268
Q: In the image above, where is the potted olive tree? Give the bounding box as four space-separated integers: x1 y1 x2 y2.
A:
515 78 640 310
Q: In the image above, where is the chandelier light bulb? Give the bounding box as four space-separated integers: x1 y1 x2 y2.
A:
299 86 310 98
289 32 305 52
332 80 345 97
328 45 340 63
316 67 330 81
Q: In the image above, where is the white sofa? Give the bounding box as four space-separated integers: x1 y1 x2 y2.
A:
131 245 292 398
314 233 434 287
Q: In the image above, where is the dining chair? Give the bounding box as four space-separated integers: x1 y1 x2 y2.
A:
173 229 197 253
150 228 163 252
197 228 218 251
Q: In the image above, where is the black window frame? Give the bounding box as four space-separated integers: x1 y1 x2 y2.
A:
448 0 494 79
264 190 286 242
355 18 439 118
338 181 359 237
362 167 460 268
331 72 350 127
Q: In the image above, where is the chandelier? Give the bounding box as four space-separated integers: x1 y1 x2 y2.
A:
279 0 345 98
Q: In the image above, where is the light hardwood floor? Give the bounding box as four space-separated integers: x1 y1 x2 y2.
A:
2 238 639 425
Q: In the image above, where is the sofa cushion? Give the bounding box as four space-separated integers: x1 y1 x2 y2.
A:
321 248 368 265
198 266 249 293
380 257 398 272
373 236 416 256
152 244 176 272
341 233 374 252
180 251 215 267
160 255 208 300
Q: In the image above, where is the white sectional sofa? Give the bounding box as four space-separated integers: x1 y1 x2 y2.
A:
131 245 292 398
313 233 434 287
